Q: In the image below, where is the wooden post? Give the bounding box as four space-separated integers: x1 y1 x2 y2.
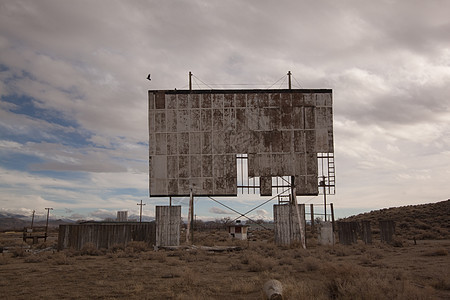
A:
330 202 335 232
31 210 35 230
291 176 306 249
189 71 192 91
44 207 53 242
310 204 315 234
322 176 327 221
287 71 292 89
137 200 146 223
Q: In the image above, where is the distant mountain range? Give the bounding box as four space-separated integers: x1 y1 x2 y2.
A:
0 212 155 231
2 200 449 238
0 212 76 231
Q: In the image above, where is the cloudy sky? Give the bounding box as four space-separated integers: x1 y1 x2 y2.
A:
1 0 449 222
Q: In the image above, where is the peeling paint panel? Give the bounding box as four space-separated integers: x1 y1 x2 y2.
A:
224 94 235 107
212 109 224 131
281 106 292 129
235 93 246 107
260 176 272 196
178 94 188 109
212 132 226 154
178 132 189 154
191 94 200 108
306 175 319 194
177 110 190 132
190 155 202 178
292 107 304 129
149 89 333 197
155 133 167 155
281 131 292 153
155 112 166 132
293 130 305 153
167 94 177 109
149 133 155 155
260 154 272 176
167 133 177 155
166 110 177 132
202 155 213 177
190 109 201 131
294 153 306 175
213 155 225 178
155 91 165 109
201 94 211 108
271 131 282 153
178 179 190 194
189 132 201 154
178 155 189 178
201 132 212 154
305 130 316 153
167 156 178 178
168 179 178 195
304 106 316 129
212 94 224 109
306 153 317 174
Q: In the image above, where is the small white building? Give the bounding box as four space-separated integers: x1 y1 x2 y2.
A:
227 221 249 240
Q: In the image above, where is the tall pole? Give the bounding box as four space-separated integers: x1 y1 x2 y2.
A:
137 200 146 223
322 175 327 222
186 188 194 244
189 71 192 91
44 207 53 242
287 71 292 89
31 210 35 230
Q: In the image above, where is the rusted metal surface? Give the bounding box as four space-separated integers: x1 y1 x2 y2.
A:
57 223 156 250
149 89 333 197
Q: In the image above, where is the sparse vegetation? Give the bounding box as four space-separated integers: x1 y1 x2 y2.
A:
0 201 449 299
342 199 450 240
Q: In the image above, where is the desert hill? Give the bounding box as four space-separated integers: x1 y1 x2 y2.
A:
341 199 450 240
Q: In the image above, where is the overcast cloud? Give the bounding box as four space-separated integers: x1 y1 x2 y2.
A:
0 0 449 220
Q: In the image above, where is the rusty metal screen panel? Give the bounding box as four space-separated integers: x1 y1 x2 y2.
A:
149 89 333 197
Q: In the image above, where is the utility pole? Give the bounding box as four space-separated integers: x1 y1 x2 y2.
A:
287 71 292 89
137 200 146 223
31 210 35 230
44 208 53 242
189 71 192 91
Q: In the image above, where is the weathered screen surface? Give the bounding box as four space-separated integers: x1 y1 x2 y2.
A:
149 89 333 197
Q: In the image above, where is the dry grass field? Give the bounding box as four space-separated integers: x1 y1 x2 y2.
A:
1 228 449 299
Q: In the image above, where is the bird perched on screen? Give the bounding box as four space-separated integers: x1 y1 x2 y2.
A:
147 74 151 81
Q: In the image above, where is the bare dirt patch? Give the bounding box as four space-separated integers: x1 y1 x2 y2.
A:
0 230 449 299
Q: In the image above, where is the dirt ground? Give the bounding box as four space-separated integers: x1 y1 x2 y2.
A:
0 230 449 299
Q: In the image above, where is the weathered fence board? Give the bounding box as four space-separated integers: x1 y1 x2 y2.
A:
156 205 181 247
58 223 156 250
337 221 359 245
